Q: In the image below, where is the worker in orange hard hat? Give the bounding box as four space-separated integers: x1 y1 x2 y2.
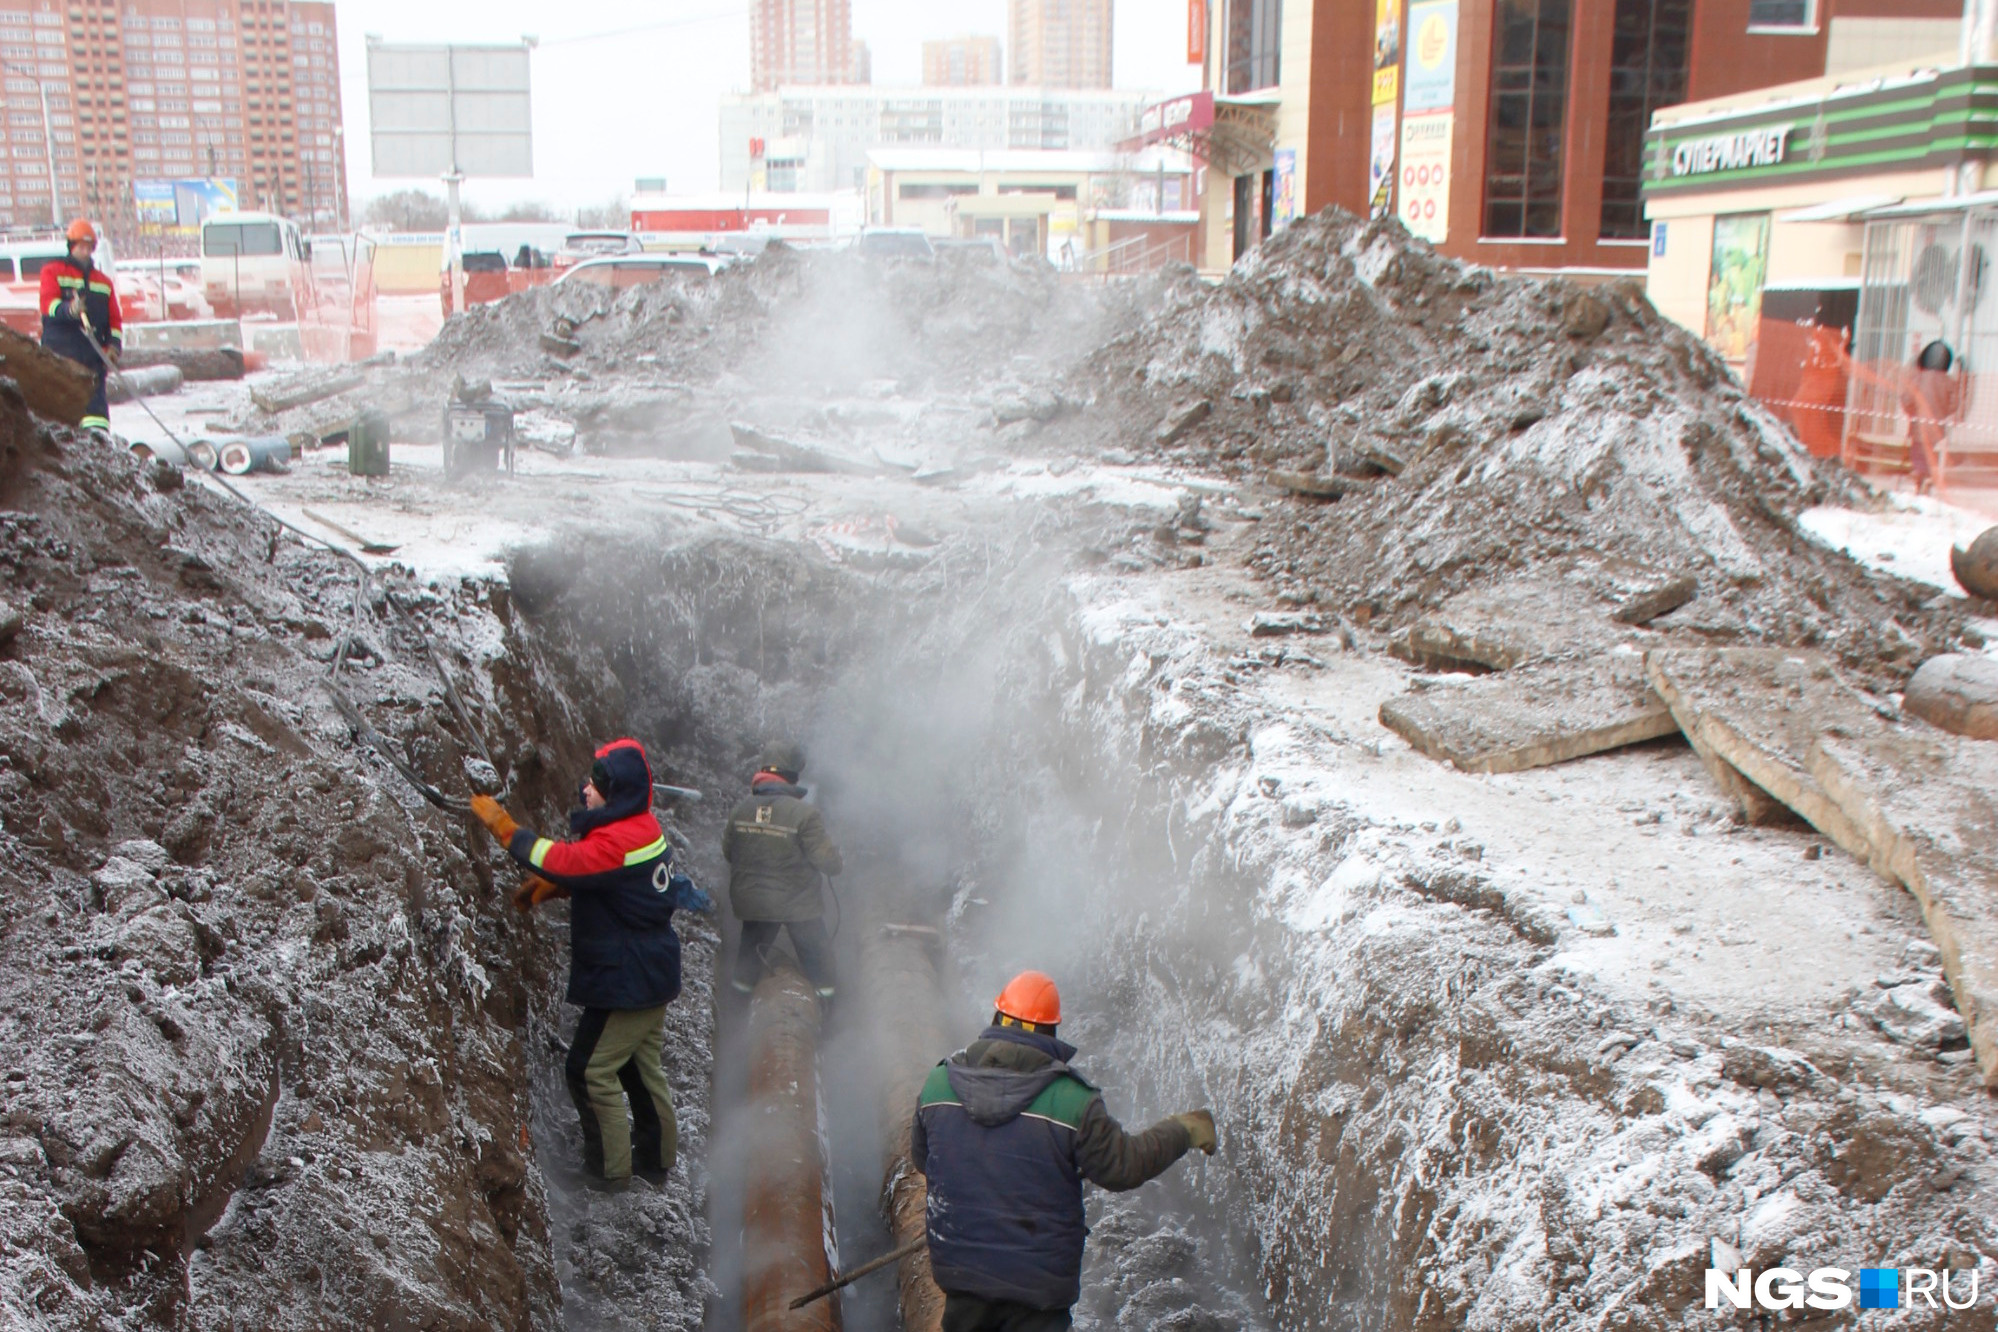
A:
909 971 1218 1329
39 218 122 433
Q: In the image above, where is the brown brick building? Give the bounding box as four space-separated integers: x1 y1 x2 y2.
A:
1175 0 1961 273
0 0 342 235
923 34 1002 87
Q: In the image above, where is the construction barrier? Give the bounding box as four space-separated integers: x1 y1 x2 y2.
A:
1749 310 1998 506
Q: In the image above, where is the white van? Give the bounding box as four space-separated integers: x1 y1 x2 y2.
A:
201 211 310 319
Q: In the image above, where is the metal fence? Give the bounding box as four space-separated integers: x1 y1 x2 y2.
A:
1746 208 1998 505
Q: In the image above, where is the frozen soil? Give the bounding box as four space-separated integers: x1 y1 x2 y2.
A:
18 206 1996 1332
0 410 730 1330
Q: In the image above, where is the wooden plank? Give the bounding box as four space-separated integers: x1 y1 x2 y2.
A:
1380 653 1679 774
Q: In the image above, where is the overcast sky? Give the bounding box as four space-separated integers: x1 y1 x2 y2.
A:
332 0 1201 214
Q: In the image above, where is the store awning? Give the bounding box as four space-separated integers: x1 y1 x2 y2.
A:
1776 194 1903 223
1123 88 1276 177
1860 190 1998 220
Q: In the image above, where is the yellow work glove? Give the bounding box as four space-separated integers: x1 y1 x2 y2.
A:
470 794 519 843
1171 1110 1218 1155
510 873 568 912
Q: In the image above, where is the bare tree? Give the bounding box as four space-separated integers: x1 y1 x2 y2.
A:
360 189 507 230
497 200 561 222
574 194 630 230
361 188 448 230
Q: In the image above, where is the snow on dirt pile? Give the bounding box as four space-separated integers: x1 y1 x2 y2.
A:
419 245 1123 395
1067 210 1967 679
0 414 715 1329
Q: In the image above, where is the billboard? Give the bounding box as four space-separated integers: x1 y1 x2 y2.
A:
1369 0 1405 218
133 177 239 235
367 40 533 178
1398 0 1457 242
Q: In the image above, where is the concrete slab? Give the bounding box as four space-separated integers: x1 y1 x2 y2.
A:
1809 731 1998 1087
1644 648 1883 849
1380 651 1679 774
1390 575 1622 670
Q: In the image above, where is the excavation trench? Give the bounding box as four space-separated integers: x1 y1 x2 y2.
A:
504 531 1281 1332
509 517 1954 1332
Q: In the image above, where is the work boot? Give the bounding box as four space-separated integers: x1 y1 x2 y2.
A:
582 1173 632 1196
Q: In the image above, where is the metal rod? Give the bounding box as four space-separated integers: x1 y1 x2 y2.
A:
788 1236 926 1311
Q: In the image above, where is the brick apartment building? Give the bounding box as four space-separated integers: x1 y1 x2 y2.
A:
752 0 869 92
1164 0 1960 272
1009 0 1112 89
923 34 1002 87
0 0 342 235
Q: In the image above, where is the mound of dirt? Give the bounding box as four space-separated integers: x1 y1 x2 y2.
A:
0 402 714 1329
1060 210 1967 682
418 244 1124 396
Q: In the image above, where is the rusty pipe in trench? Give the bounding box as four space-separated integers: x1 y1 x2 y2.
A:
742 966 842 1332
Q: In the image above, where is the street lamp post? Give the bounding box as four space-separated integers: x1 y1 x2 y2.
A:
1 60 62 225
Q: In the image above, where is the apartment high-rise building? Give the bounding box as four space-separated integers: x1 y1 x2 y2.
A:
0 0 343 234
752 0 865 93
922 35 1001 87
1007 0 1111 90
720 84 1147 194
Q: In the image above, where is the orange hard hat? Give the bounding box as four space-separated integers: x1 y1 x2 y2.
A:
65 218 96 243
994 970 1061 1026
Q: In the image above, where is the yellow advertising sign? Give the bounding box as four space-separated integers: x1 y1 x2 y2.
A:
1373 0 1403 106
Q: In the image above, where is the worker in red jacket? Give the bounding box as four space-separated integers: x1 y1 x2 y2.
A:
472 739 690 1189
39 218 122 432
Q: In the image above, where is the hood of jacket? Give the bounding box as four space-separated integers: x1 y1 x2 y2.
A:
571 738 654 835
942 1025 1088 1128
749 774 807 799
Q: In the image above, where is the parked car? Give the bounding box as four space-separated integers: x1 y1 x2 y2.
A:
442 250 512 314
553 253 725 292
855 227 936 261
934 236 1008 264
551 230 645 271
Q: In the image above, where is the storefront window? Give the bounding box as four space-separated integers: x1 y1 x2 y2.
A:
1225 0 1280 94
1482 0 1572 239
1600 0 1690 240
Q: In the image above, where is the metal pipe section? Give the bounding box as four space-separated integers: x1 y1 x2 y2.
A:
742 966 842 1332
862 923 949 1332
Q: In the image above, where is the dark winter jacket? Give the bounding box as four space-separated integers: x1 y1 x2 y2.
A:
910 1026 1193 1311
506 738 681 1010
721 775 842 922
39 253 122 365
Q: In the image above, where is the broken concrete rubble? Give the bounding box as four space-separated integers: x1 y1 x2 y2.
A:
1379 652 1678 774
1645 647 1877 840
1809 730 1998 1086
1903 652 1998 741
1950 525 1998 600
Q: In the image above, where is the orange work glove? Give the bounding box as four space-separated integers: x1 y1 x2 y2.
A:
470 794 519 844
511 874 568 912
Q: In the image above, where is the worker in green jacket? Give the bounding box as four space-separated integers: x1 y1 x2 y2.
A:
723 742 842 999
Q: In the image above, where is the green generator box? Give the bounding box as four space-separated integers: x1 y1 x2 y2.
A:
347 409 391 477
